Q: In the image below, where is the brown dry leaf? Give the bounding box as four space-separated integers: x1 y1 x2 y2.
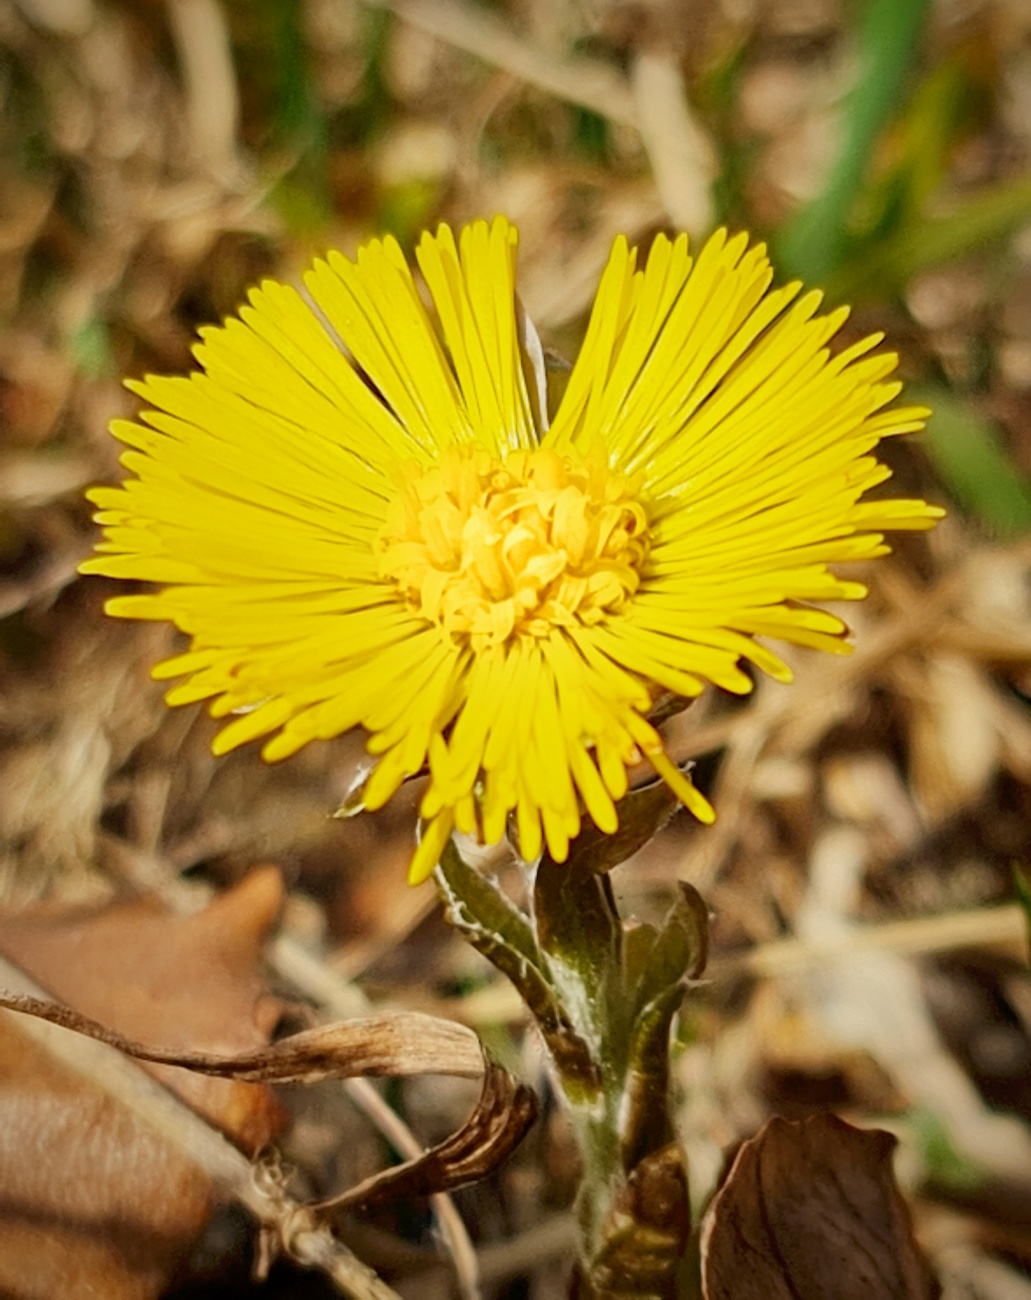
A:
700 1114 939 1300
0 867 286 1300
585 1143 690 1299
318 1056 537 1212
0 865 286 1143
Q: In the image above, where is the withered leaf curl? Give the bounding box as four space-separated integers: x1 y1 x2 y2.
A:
0 992 536 1210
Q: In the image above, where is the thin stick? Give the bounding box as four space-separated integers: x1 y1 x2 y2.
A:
347 1076 481 1300
274 934 481 1299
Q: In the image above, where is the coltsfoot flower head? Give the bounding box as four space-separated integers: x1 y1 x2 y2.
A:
82 217 943 882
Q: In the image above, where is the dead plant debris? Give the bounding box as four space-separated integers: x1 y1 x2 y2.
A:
3 0 1031 1294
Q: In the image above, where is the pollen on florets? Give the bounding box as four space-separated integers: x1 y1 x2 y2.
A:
377 442 651 652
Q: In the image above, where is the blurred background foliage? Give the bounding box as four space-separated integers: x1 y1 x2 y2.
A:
5 0 1031 1294
4 0 1031 546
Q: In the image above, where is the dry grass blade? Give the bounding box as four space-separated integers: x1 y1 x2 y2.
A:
442 902 1030 1027
717 903 1029 981
629 48 715 233
165 0 241 174
358 0 636 125
72 864 482 1298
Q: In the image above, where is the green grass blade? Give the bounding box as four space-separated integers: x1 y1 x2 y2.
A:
912 385 1031 537
829 173 1031 300
777 0 930 282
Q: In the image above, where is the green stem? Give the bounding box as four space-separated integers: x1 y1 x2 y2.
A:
436 840 703 1297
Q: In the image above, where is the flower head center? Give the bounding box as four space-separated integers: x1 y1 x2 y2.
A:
378 444 650 651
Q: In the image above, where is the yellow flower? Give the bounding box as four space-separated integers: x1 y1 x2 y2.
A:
82 217 942 882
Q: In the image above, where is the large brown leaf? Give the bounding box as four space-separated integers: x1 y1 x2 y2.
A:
0 866 538 1297
0 868 286 1300
700 1113 940 1300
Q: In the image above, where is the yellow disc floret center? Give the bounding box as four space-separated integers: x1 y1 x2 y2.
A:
378 443 650 652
